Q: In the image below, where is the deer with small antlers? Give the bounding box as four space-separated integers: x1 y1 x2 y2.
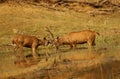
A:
12 34 50 60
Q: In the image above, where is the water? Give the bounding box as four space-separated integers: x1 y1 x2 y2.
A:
0 45 120 79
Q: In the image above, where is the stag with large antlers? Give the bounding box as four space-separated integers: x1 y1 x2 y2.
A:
46 27 100 50
55 30 100 49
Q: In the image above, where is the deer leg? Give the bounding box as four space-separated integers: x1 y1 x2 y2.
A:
14 46 18 52
72 44 76 49
87 40 93 48
18 45 25 62
13 43 20 57
87 40 95 52
18 47 26 66
14 45 20 65
32 47 39 59
70 44 76 49
88 39 96 47
14 45 19 57
92 39 96 46
70 45 72 49
14 43 24 65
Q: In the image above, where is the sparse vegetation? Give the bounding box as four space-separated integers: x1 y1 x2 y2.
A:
0 1 120 79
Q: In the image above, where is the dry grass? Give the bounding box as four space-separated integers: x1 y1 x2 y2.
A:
0 3 120 79
0 4 120 46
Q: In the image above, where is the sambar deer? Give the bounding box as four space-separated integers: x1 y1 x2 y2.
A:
12 34 49 59
55 30 100 49
46 27 99 50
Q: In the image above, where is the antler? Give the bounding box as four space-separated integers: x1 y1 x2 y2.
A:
45 27 55 40
45 26 58 49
